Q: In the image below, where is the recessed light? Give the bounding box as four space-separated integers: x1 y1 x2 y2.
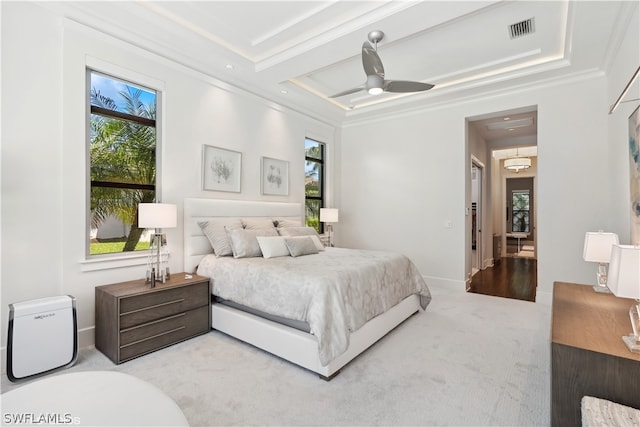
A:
280 89 288 94
225 64 234 70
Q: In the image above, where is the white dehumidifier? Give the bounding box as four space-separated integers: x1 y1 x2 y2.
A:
7 295 78 382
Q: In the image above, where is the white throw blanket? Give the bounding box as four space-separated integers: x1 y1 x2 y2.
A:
197 247 431 365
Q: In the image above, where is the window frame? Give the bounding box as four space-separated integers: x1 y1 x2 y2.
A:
511 190 530 233
304 138 325 233
86 68 161 260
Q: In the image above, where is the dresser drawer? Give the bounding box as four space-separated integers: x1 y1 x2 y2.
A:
120 281 209 329
119 305 210 361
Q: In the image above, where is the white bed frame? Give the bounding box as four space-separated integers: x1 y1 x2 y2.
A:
183 198 421 379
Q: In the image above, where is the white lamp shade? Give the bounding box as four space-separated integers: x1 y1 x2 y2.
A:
607 244 640 299
320 208 339 223
138 203 177 229
583 231 619 262
504 157 531 171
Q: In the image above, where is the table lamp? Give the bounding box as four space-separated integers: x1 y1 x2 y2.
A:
139 203 177 286
583 231 619 293
320 208 339 247
606 244 640 353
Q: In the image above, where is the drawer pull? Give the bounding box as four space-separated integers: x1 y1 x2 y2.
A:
121 312 186 333
120 325 186 349
121 298 184 316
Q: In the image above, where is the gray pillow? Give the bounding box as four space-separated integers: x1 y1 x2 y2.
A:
284 236 319 257
275 218 302 228
277 226 319 237
198 219 243 257
242 218 276 230
226 227 278 258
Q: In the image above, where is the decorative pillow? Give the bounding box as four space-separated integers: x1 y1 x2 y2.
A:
284 236 319 257
242 218 276 230
277 227 324 250
274 218 302 228
226 227 278 258
256 236 291 259
198 219 243 257
308 235 325 251
277 226 319 237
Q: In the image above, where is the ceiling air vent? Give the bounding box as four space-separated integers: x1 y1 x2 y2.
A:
509 17 535 39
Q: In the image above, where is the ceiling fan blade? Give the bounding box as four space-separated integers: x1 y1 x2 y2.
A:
329 86 365 98
362 41 384 78
383 80 434 93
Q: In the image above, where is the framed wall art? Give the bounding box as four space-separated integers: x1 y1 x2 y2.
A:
261 156 288 196
629 105 640 244
202 145 241 192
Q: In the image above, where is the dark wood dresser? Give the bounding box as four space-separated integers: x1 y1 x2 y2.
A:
95 273 211 364
551 281 640 426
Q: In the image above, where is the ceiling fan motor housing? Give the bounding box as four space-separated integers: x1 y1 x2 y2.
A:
366 74 384 93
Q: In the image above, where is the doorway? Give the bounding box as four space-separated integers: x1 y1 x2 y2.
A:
465 106 538 301
506 177 535 258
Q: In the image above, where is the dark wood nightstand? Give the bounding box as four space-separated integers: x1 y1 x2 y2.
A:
95 273 211 364
551 281 640 426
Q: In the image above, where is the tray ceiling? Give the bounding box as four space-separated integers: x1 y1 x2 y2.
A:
39 1 633 124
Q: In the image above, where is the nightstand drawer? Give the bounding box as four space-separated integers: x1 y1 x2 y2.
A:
119 305 210 361
120 281 209 328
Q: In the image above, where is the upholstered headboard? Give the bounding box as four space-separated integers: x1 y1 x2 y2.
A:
183 198 303 273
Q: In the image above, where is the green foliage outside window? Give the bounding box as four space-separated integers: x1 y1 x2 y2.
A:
89 71 157 255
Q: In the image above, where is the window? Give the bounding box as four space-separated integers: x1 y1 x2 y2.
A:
511 190 530 232
88 70 158 256
305 138 325 232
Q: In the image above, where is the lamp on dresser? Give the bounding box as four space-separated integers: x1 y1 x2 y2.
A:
606 244 640 353
583 231 619 293
320 208 339 247
138 203 177 286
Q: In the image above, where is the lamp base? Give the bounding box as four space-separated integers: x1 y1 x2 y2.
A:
592 284 612 293
622 334 640 353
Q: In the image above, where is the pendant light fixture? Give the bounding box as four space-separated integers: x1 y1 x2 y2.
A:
504 148 531 172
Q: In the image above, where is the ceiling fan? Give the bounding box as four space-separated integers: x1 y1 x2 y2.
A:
330 30 435 98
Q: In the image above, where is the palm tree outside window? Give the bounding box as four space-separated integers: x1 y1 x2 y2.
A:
305 138 325 232
88 70 158 255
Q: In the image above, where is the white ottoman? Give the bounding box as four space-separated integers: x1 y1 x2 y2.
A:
1 371 189 426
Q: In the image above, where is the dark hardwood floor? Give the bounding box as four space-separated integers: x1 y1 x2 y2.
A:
468 257 537 302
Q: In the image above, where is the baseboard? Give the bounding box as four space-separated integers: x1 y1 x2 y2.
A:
425 275 467 290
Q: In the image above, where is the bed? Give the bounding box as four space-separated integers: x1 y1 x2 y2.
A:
183 198 431 379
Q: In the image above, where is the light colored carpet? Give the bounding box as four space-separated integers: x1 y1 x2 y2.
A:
1 283 551 426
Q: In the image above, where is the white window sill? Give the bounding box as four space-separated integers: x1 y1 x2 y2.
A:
80 252 149 272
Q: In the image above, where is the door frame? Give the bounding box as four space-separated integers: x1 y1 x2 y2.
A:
471 156 485 274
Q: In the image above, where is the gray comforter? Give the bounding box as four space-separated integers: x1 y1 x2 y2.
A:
197 247 431 365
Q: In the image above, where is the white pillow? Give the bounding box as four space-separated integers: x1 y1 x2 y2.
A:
256 236 291 258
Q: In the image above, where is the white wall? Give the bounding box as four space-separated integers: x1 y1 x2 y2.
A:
1 2 336 354
340 75 620 297
338 3 638 298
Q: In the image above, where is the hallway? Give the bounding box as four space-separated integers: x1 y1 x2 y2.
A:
468 257 537 302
